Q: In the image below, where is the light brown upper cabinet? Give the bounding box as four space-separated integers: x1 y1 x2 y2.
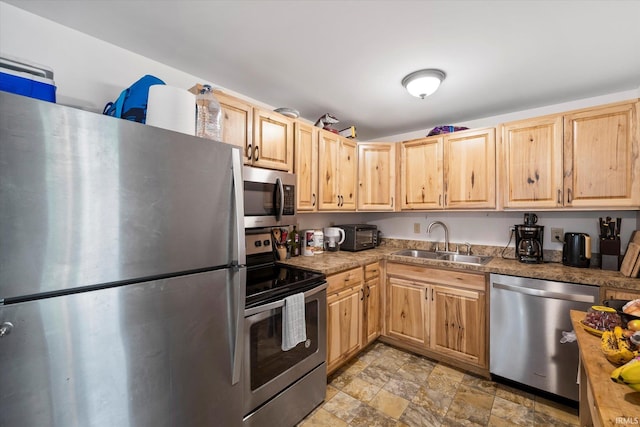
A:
500 100 639 209
500 115 564 208
318 129 357 211
294 121 318 211
215 90 293 172
444 128 496 209
252 108 294 172
357 142 397 211
563 101 639 208
400 128 496 210
214 90 253 158
400 136 444 209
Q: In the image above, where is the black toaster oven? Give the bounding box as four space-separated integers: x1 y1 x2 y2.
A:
336 224 378 251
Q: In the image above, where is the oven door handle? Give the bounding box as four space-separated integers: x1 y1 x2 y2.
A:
244 283 327 316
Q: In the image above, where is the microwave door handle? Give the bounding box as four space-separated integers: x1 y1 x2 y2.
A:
275 177 284 221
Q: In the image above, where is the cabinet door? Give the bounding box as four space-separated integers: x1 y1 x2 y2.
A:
318 130 341 210
364 277 380 345
400 137 443 209
327 286 363 373
564 101 640 208
214 91 253 163
339 138 358 210
430 285 486 367
357 142 396 211
252 108 293 172
603 288 640 301
294 122 318 211
386 277 428 347
444 128 496 209
501 115 564 208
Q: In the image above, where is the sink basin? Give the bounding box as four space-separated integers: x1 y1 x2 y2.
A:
392 249 492 265
392 249 440 259
435 253 492 265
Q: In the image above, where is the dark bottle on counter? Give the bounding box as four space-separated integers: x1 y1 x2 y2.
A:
291 226 300 257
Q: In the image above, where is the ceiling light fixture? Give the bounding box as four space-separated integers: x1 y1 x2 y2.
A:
401 69 446 99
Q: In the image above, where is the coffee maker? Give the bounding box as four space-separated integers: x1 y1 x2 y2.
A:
514 213 544 263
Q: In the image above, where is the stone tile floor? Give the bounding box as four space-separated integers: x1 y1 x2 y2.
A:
299 342 579 427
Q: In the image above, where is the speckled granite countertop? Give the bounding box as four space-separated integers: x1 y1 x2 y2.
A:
278 244 640 290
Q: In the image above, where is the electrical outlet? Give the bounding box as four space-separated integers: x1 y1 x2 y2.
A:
413 223 421 234
509 226 515 238
551 227 564 243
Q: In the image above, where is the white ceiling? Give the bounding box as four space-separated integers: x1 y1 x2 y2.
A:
6 0 640 140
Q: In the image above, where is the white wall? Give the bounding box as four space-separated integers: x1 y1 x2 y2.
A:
0 2 271 112
3 2 638 253
371 89 640 143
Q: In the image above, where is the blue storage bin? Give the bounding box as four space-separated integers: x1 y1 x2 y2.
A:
0 55 56 102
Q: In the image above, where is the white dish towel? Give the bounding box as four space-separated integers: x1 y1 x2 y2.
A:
282 293 307 351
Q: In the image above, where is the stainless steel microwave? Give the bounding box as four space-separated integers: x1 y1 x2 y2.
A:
337 224 378 251
243 166 296 228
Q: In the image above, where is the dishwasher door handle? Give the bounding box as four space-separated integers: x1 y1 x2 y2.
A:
492 282 596 303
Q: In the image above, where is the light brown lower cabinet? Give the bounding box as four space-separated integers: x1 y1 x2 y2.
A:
387 277 428 346
363 262 381 345
326 263 382 374
602 287 640 302
326 267 364 374
383 262 489 375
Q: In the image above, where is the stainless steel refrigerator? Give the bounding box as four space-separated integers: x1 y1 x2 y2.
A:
0 92 246 427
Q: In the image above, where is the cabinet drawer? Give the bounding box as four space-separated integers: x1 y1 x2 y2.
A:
387 262 486 292
327 267 364 293
364 262 380 280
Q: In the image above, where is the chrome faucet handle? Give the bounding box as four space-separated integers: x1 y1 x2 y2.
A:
460 242 472 255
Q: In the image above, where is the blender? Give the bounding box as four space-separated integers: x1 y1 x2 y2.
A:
323 227 346 252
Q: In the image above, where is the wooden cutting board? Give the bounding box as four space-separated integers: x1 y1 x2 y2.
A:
633 254 640 278
621 242 640 277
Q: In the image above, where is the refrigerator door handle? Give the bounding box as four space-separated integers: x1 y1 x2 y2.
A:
231 267 246 385
232 148 246 266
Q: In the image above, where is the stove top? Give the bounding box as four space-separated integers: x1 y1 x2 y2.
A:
245 264 325 308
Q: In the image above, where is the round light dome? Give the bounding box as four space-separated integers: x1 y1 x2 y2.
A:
402 69 446 99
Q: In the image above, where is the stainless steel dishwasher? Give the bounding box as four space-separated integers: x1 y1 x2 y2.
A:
489 273 599 401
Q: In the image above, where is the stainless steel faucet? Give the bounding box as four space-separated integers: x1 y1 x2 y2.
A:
427 221 450 252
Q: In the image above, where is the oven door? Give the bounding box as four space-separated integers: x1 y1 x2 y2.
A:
243 284 326 415
243 167 296 228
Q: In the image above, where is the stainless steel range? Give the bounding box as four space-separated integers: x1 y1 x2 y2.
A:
242 230 327 427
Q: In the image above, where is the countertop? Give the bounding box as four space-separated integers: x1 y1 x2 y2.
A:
278 246 640 290
570 310 640 424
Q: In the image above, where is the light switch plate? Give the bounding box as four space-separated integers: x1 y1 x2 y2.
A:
413 223 421 234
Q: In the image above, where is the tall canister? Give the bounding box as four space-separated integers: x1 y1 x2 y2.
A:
313 230 324 254
302 230 315 256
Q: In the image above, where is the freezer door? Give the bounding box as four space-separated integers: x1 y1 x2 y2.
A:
1 92 243 300
0 268 245 427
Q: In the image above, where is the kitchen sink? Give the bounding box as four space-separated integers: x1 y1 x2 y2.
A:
435 253 492 265
392 249 492 265
392 249 440 259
